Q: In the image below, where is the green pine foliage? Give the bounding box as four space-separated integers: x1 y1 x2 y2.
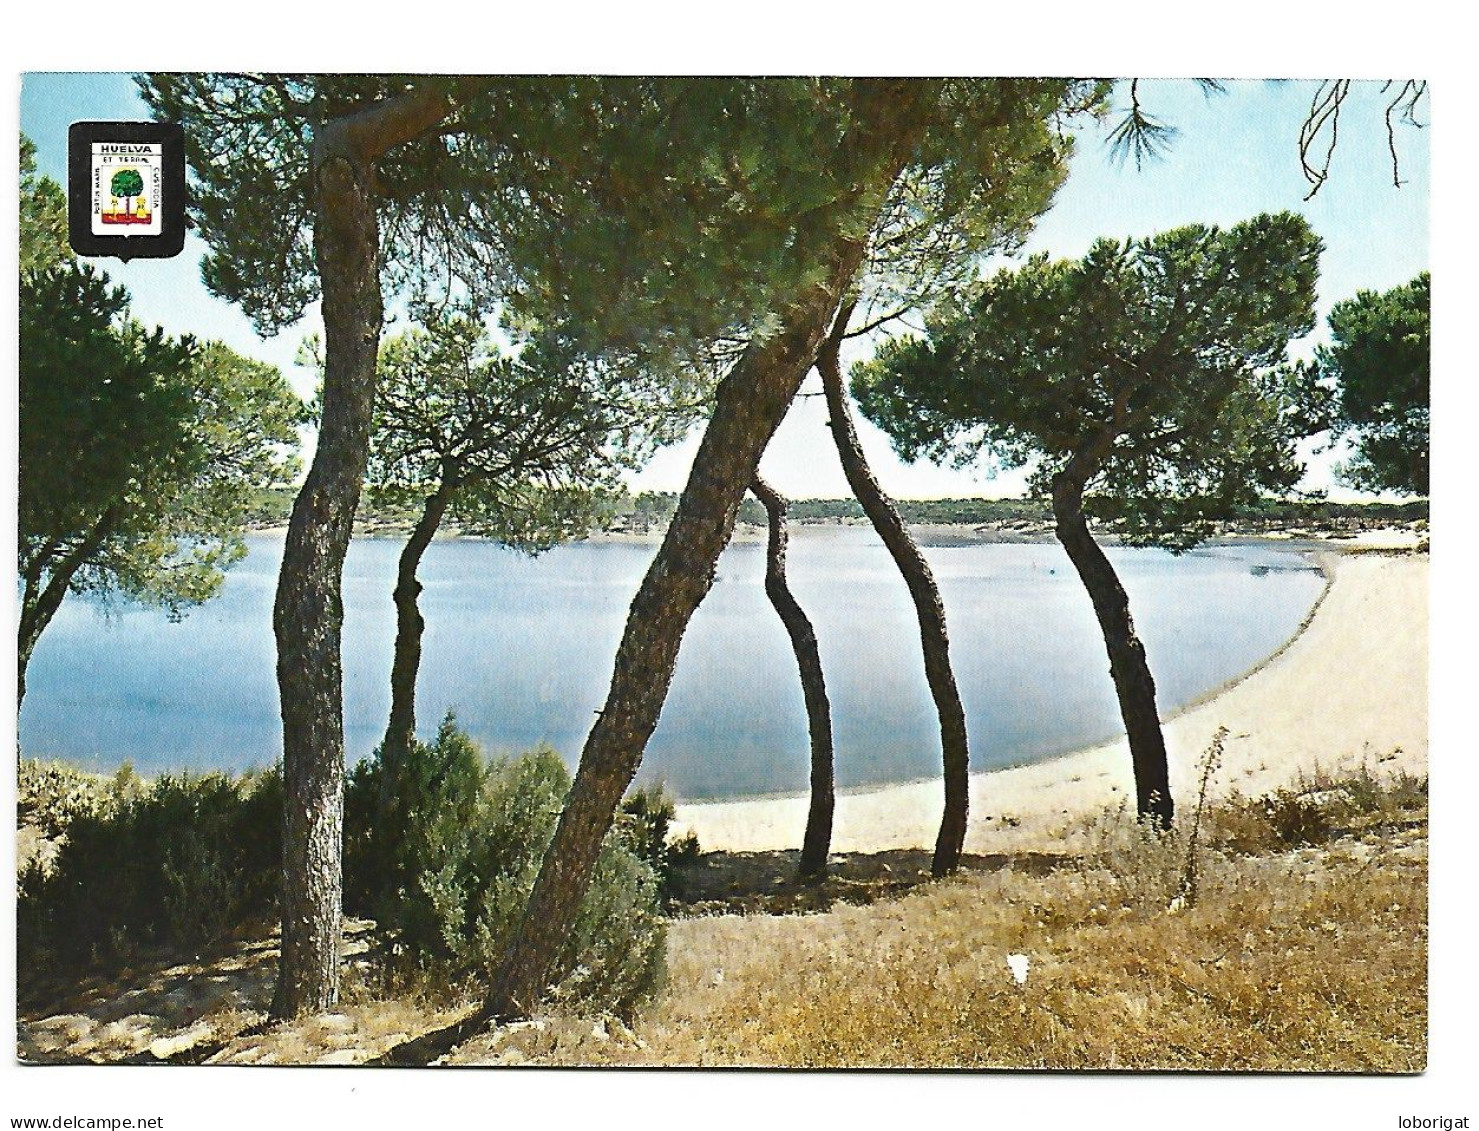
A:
1319 272 1430 496
20 135 70 274
17 165 304 700
139 76 864 371
366 312 670 552
855 212 1327 550
17 301 304 616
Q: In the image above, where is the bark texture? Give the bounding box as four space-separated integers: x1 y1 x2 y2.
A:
751 474 835 878
480 82 927 1023
1050 472 1173 826
271 89 453 1021
817 311 971 877
271 151 378 1019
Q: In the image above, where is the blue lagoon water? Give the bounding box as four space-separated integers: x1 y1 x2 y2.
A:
20 528 1326 799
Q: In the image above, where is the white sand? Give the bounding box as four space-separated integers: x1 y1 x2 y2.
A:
673 548 1428 855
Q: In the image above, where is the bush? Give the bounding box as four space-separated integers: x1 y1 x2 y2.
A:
616 781 701 901
19 768 282 972
344 716 667 1016
1210 763 1428 855
1078 803 1200 910
20 722 674 1016
17 758 143 838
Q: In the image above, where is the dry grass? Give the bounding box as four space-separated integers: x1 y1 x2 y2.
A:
442 812 1425 1070
18 767 1427 1071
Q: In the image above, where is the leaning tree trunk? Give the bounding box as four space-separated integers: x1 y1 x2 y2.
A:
479 82 927 1025
751 474 835 879
18 570 70 714
817 309 971 877
18 573 69 713
382 480 456 777
1050 473 1173 826
17 507 120 714
271 89 453 1021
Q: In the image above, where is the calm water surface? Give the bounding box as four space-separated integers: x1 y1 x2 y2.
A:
21 528 1325 799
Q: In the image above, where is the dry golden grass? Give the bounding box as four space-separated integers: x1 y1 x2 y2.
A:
18 770 1428 1071
440 792 1426 1070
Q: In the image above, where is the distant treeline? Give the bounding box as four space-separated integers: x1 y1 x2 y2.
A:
247 487 1427 537
621 492 1057 529
611 491 1428 532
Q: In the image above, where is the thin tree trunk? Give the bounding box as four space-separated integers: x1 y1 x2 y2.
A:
1050 474 1173 826
17 638 34 718
817 309 971 877
17 570 50 714
382 480 455 775
271 88 454 1021
17 506 120 714
751 474 834 879
480 82 928 1025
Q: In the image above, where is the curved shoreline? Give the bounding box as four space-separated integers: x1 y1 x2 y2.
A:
673 546 1428 855
672 546 1336 810
1152 547 1334 723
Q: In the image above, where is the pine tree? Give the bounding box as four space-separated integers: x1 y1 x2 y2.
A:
856 213 1326 825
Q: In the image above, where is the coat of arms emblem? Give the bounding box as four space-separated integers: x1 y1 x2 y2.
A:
90 143 162 236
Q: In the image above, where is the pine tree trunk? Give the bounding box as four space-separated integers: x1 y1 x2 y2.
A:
17 585 50 715
1050 474 1173 826
480 83 928 1024
817 313 971 877
15 602 53 716
270 147 382 1020
382 482 455 775
269 89 454 1021
751 474 835 879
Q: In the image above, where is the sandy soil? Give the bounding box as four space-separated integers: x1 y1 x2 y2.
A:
674 547 1428 856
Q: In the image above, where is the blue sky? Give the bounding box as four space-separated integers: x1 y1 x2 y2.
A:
20 75 1429 500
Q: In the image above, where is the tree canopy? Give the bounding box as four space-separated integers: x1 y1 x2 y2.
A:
20 135 70 273
1319 272 1430 496
368 312 693 543
140 76 892 368
856 211 1327 550
110 167 145 201
17 263 304 705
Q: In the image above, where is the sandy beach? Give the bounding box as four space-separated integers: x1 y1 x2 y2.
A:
674 544 1428 856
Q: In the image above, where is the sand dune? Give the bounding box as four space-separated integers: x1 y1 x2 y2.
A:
674 547 1428 855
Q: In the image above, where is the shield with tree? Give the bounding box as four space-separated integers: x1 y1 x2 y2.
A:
109 167 145 222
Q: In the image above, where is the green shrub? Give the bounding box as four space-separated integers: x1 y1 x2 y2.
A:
344 716 667 1016
17 758 143 838
20 722 673 1015
18 768 282 972
616 781 701 900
